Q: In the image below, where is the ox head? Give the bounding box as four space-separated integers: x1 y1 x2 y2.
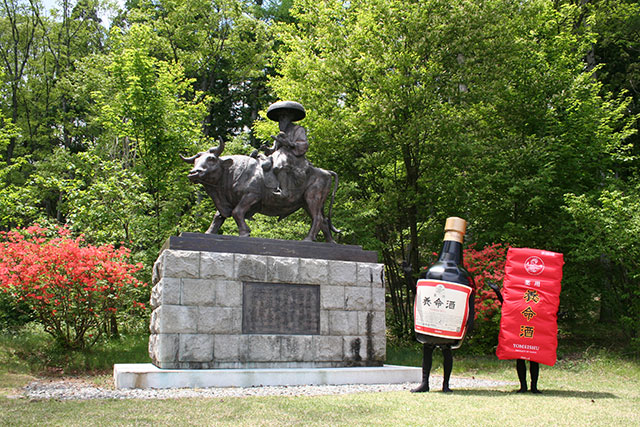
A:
181 141 231 185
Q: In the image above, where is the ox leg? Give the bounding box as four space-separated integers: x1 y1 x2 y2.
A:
321 216 336 243
232 193 260 237
303 220 320 242
309 211 336 244
206 212 226 234
304 180 335 243
303 199 325 242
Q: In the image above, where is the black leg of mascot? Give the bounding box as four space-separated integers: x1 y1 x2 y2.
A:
411 344 453 393
490 282 543 394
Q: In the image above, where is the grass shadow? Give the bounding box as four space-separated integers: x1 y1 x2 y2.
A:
452 388 618 399
530 389 618 399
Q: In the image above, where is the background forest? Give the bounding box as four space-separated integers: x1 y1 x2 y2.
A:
0 0 638 353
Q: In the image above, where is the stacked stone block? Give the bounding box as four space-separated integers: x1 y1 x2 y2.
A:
149 249 386 369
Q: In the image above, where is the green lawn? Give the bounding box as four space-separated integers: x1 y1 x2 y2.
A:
0 330 638 426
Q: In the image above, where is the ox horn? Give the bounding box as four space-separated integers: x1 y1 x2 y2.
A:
208 137 226 157
180 153 199 164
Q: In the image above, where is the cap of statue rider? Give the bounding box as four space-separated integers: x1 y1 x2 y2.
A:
266 101 306 122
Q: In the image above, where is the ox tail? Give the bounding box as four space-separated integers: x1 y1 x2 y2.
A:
328 170 341 234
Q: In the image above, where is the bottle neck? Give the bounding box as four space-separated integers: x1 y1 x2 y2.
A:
438 240 463 264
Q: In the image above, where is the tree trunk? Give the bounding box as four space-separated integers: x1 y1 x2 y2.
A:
598 255 616 323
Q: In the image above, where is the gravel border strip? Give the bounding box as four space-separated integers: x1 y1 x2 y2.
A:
15 377 514 400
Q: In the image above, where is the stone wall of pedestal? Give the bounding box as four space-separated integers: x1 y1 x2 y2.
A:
148 235 385 369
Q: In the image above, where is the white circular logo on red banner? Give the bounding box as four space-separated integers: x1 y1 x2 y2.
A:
524 256 545 275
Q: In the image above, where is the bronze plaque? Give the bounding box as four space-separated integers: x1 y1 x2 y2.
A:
242 282 320 335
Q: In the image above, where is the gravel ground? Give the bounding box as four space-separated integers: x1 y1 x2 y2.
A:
13 376 514 400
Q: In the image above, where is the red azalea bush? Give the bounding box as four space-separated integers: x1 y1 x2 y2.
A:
0 224 148 349
464 243 508 320
463 243 509 354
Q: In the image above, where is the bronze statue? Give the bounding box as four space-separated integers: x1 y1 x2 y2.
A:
260 101 310 199
182 101 339 242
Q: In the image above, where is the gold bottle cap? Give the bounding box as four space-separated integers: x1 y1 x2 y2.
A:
443 217 467 243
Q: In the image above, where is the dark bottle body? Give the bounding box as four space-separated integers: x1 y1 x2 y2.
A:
416 240 475 345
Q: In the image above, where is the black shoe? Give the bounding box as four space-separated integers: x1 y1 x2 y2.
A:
411 383 429 393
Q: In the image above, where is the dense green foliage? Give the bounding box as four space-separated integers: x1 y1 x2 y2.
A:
0 0 638 351
266 0 639 341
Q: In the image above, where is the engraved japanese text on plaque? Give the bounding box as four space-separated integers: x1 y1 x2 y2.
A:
242 282 320 335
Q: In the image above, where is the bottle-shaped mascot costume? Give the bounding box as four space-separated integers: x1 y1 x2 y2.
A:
412 217 475 393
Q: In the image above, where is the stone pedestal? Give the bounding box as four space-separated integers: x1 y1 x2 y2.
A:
114 364 421 389
148 233 386 369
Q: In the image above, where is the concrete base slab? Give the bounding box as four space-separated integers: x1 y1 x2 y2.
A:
114 363 421 389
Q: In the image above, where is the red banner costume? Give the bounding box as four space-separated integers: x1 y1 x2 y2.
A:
496 248 564 366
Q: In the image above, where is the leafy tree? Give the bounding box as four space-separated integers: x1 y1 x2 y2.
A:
555 0 640 334
0 0 110 234
66 153 152 246
34 0 108 152
122 0 274 144
0 75 39 230
564 182 640 340
0 93 18 153
0 0 108 163
92 24 207 246
577 0 640 163
267 0 634 337
0 0 39 164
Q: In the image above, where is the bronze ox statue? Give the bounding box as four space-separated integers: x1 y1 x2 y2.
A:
181 138 339 243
